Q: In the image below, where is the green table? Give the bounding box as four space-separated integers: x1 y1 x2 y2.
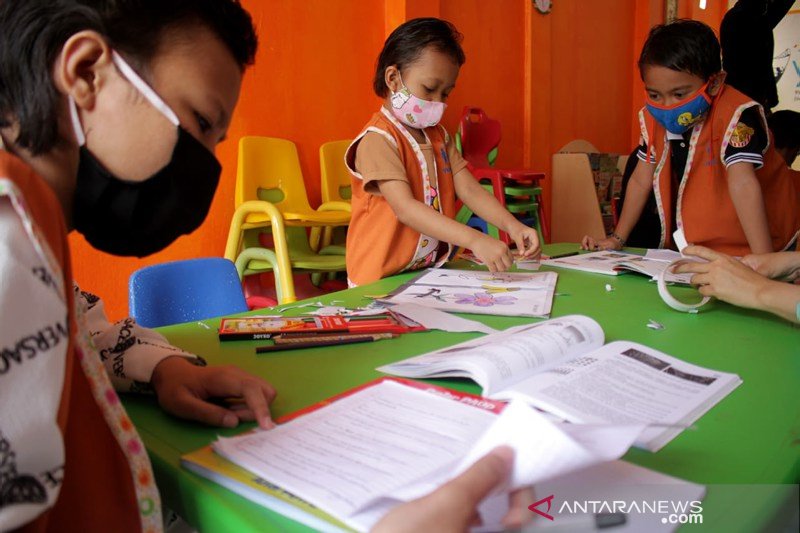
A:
123 244 799 532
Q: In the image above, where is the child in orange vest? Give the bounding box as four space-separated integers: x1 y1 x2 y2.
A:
0 1 277 530
345 18 540 286
582 20 800 255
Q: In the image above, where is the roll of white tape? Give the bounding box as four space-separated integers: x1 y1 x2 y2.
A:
657 258 711 312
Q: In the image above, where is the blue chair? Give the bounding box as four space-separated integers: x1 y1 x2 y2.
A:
129 257 248 328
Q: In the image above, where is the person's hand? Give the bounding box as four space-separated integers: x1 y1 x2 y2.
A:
581 235 622 251
507 222 542 259
469 233 514 272
672 245 772 309
151 357 277 429
372 446 533 533
741 252 800 282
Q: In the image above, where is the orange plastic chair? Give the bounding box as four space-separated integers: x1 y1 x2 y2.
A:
224 136 350 303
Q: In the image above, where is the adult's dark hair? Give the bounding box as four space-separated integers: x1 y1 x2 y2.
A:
0 0 257 155
767 110 800 151
638 19 721 81
373 17 465 98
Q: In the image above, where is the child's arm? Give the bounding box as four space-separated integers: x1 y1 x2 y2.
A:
726 162 773 254
582 158 655 250
453 170 541 258
377 179 515 271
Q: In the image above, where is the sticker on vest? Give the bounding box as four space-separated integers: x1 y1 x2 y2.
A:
729 122 754 148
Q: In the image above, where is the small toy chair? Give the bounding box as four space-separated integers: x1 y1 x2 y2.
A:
224 136 350 304
129 257 248 328
455 107 549 244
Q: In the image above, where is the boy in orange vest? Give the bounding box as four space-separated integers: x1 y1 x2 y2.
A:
583 20 800 255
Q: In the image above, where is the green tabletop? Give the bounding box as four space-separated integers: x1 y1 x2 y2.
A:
122 244 799 532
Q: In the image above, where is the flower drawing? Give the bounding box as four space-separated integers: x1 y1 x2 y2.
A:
454 291 517 307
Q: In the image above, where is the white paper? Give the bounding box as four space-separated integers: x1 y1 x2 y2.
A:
543 250 693 284
213 381 497 520
645 249 682 262
495 341 742 451
673 228 689 252
455 401 645 489
382 268 558 318
390 302 498 334
378 315 605 396
212 380 646 532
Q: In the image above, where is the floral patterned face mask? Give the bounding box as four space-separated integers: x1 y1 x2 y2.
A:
389 73 446 129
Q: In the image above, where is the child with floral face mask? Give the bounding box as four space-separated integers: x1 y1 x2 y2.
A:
344 17 541 286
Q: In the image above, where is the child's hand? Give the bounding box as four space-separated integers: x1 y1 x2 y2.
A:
581 235 621 251
507 223 541 259
741 252 800 282
151 357 277 430
470 233 514 272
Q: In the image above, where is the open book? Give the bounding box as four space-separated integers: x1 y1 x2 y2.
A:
378 315 741 452
542 250 693 284
183 378 644 532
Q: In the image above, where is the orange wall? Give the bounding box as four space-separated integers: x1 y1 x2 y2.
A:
441 0 527 168
70 0 727 320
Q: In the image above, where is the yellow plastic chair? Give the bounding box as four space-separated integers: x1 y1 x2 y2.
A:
224 136 350 303
309 140 353 285
310 139 352 251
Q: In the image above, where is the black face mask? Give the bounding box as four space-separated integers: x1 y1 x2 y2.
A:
72 128 221 257
69 51 222 258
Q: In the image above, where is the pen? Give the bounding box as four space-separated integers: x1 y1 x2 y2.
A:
273 333 396 344
256 336 377 353
547 251 580 259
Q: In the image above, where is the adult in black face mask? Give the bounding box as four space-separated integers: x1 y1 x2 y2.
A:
0 2 276 529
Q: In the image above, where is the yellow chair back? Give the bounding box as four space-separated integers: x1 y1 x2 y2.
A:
236 136 314 213
319 140 353 203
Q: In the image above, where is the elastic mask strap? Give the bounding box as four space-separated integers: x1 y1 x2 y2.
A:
398 72 412 95
68 51 181 147
111 51 180 127
68 97 86 147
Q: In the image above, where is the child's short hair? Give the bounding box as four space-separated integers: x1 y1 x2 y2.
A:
373 17 465 98
638 19 721 81
0 0 257 155
767 110 800 152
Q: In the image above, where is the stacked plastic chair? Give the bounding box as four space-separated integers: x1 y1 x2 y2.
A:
224 136 350 304
454 107 549 244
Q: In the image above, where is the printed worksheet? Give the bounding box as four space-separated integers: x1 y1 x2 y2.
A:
382 268 558 317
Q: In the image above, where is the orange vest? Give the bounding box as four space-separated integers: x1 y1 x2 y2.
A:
640 85 800 254
345 108 456 285
2 152 144 533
